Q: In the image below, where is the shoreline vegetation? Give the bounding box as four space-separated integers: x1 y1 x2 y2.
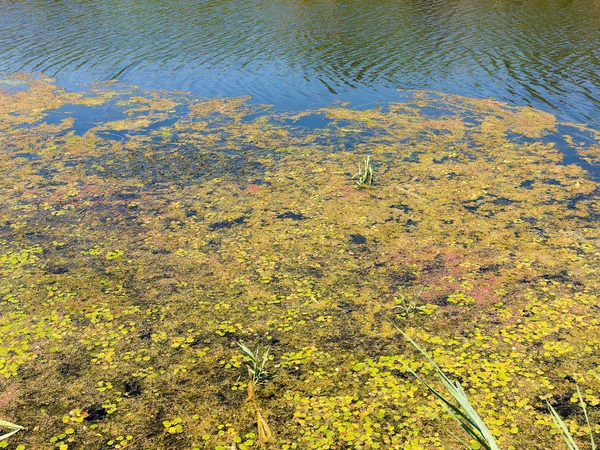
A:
0 74 599 449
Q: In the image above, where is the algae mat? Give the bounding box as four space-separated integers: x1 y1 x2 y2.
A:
1 75 600 449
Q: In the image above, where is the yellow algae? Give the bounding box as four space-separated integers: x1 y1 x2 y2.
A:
101 118 156 131
0 75 599 449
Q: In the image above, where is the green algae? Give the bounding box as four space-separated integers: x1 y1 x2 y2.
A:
0 75 599 449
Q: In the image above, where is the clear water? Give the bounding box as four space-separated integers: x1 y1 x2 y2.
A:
2 0 600 126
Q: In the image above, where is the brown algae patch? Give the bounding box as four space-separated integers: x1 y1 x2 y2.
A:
0 75 600 449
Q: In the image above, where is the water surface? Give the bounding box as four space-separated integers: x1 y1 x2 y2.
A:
1 0 600 127
2 42 600 450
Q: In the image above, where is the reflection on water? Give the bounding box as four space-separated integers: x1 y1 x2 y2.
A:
1 0 600 126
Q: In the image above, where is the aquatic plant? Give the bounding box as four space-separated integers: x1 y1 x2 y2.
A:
351 155 373 187
3 76 600 449
236 342 273 384
0 419 23 441
397 328 501 450
236 342 274 445
547 385 596 450
398 328 598 450
390 287 437 318
246 371 273 445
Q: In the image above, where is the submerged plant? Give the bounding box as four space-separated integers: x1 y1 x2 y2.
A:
0 419 23 441
351 156 374 187
236 341 273 384
397 327 597 450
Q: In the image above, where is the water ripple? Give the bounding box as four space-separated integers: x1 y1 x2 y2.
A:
1 0 599 126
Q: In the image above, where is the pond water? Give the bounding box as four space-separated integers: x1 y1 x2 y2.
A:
2 2 600 449
1 75 600 450
2 0 600 127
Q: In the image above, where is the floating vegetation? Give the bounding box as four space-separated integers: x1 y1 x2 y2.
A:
0 74 600 449
402 328 597 450
398 329 500 450
547 385 596 450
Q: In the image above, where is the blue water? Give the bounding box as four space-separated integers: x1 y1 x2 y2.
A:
1 0 599 128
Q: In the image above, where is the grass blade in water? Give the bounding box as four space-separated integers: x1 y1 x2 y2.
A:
396 327 500 450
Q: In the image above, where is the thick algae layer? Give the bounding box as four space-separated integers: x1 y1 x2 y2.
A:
1 75 600 450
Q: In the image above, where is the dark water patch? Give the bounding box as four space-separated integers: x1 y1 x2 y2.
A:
208 216 247 231
146 117 178 132
239 112 271 125
463 151 477 161
541 270 582 286
114 192 140 201
84 405 108 422
432 156 450 164
94 120 179 142
389 267 417 288
505 132 537 144
558 142 600 180
36 168 60 179
149 248 171 255
403 151 422 163
277 211 306 221
492 197 515 206
57 361 82 377
418 106 454 119
390 203 411 213
565 187 600 210
349 234 367 245
479 264 500 274
556 124 597 147
520 180 535 189
14 152 41 161
428 128 454 137
505 129 600 179
463 196 486 212
462 117 483 128
23 231 46 241
543 129 600 178
535 392 581 419
542 179 562 186
302 267 324 280
124 379 142 397
46 265 69 275
247 179 271 186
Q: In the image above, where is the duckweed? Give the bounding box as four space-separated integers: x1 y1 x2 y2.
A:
0 74 599 448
